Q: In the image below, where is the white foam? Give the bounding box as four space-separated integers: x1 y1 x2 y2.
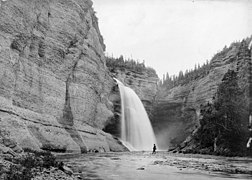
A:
115 78 157 151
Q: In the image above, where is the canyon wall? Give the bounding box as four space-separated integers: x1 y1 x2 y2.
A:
0 0 126 154
152 39 251 150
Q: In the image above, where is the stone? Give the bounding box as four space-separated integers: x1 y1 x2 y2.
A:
3 139 17 148
0 144 17 157
0 154 13 161
62 166 74 176
137 167 145 170
0 144 9 154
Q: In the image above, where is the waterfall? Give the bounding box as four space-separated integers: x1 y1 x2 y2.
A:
115 79 157 151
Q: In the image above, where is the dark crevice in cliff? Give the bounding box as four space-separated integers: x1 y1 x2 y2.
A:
103 84 121 137
103 108 121 138
62 75 74 126
60 60 88 153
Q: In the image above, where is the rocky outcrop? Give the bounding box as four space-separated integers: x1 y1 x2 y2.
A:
112 69 159 104
152 38 251 150
0 0 126 153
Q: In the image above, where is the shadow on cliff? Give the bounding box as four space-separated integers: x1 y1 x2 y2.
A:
57 75 88 153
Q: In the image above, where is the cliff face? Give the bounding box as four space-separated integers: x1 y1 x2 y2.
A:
152 39 251 150
0 0 126 153
111 69 158 108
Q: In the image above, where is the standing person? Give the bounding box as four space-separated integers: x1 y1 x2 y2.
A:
247 115 252 152
152 144 156 154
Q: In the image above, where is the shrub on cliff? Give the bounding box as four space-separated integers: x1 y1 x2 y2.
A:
195 69 248 155
106 55 158 77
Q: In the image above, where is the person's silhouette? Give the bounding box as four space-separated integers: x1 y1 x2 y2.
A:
152 144 156 154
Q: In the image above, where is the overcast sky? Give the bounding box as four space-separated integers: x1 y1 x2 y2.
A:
93 0 252 78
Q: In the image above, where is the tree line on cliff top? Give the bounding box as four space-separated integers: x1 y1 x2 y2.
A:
105 37 251 85
106 55 158 77
160 37 251 90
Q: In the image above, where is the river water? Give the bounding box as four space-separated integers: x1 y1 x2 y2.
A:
57 152 252 180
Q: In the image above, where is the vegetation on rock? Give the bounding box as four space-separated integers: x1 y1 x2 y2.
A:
160 60 210 88
160 37 251 90
193 69 249 156
106 55 158 77
156 37 251 155
0 149 74 180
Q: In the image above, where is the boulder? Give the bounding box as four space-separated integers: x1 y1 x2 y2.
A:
62 166 74 176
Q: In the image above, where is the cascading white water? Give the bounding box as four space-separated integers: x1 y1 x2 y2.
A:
115 79 157 151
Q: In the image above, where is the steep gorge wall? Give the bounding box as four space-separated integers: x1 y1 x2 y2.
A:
0 0 126 153
152 39 251 150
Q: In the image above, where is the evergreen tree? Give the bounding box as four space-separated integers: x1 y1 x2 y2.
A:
196 69 246 154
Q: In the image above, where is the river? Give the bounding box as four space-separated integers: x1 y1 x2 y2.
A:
57 152 252 180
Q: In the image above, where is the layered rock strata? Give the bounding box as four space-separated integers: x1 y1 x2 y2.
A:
0 0 126 153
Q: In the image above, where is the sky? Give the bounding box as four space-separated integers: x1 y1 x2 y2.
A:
93 0 252 78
